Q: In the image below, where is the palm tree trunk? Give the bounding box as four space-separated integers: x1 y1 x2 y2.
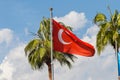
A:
48 63 52 80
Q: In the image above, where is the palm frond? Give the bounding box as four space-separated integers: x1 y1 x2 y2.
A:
94 13 107 25
24 39 41 55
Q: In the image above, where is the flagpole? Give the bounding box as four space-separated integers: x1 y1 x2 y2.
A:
50 8 54 80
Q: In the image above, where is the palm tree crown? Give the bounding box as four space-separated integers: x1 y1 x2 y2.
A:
94 10 120 55
24 18 76 80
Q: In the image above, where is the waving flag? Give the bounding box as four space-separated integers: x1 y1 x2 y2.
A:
52 19 95 57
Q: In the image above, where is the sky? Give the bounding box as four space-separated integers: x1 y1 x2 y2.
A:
0 0 120 80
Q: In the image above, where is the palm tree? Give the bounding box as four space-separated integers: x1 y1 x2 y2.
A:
94 10 120 55
24 18 76 80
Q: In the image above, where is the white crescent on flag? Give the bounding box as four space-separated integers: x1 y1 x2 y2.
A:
58 29 72 45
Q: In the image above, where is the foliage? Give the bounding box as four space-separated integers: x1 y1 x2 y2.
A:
94 10 120 55
24 18 76 70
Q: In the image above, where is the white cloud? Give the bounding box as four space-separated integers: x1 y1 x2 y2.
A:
0 60 14 80
0 43 48 80
0 41 117 80
54 11 87 30
82 25 99 46
0 28 13 44
53 47 117 80
0 11 118 80
85 25 99 37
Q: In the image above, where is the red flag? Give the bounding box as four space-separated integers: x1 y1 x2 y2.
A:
52 19 95 57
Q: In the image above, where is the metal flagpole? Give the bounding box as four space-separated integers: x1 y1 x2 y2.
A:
50 8 54 80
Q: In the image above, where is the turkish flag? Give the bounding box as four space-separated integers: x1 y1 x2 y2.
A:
52 19 95 57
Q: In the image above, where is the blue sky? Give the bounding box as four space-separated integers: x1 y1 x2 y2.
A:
0 0 120 80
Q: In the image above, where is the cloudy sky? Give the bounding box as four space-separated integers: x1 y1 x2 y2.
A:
0 0 119 80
